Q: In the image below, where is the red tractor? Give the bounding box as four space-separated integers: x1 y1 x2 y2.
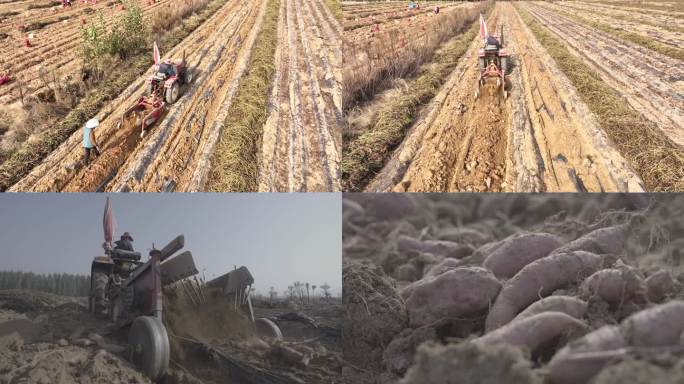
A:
119 45 193 137
476 25 510 100
146 54 192 105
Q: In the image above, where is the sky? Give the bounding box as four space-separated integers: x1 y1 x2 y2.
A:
0 193 341 295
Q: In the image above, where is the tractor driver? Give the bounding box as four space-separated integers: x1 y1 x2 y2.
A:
159 61 176 77
114 232 135 252
486 35 501 49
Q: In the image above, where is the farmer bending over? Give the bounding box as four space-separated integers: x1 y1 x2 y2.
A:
83 118 101 165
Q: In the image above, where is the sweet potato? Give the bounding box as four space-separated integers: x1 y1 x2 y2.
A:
548 301 684 384
513 296 587 323
345 194 417 221
476 312 588 355
435 227 491 247
485 251 604 331
645 269 681 302
483 232 563 278
551 224 630 256
579 266 645 304
424 258 467 278
397 235 474 260
403 267 501 327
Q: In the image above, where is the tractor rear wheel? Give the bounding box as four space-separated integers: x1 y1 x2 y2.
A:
109 284 134 323
165 83 180 104
255 318 283 340
92 271 108 314
129 316 170 380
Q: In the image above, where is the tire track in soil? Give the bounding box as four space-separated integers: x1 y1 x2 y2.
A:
8 0 245 192
523 2 684 148
258 0 341 192
368 7 509 192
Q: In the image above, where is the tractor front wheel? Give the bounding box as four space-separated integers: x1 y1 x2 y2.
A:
165 83 180 104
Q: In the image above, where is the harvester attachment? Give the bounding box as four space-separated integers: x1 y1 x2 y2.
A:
118 96 165 139
207 267 283 340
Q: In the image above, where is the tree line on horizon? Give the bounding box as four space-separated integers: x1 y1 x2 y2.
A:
0 270 90 297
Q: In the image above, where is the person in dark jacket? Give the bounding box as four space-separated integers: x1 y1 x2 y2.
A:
114 232 134 252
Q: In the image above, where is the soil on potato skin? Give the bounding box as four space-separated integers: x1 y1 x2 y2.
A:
342 193 684 383
0 289 342 384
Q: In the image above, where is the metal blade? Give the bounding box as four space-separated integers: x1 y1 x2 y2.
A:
160 250 197 285
159 234 184 261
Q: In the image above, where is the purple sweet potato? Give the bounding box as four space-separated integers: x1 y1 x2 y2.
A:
645 269 681 302
551 224 630 256
513 296 588 323
579 266 645 304
403 267 501 327
397 235 474 260
548 301 684 384
485 251 604 331
483 232 563 278
476 312 588 355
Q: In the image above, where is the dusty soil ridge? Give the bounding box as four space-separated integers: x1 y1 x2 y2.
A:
523 2 684 148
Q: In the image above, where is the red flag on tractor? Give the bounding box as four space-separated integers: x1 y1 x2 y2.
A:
479 13 488 42
153 41 160 66
103 197 115 248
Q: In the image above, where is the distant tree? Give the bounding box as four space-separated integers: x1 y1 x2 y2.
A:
287 285 294 300
269 286 278 303
0 270 89 296
320 282 331 299
305 282 310 304
311 285 317 299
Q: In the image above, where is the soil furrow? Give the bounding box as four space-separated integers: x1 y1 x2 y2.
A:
366 7 504 192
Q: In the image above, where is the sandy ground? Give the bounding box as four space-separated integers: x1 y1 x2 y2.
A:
342 193 684 384
258 0 342 192
0 289 342 384
366 3 642 192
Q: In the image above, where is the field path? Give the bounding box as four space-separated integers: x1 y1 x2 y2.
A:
258 0 341 192
523 2 684 148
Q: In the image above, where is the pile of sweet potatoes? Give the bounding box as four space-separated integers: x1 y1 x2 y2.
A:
342 194 684 384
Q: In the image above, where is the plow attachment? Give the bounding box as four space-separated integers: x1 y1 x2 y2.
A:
119 96 165 138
